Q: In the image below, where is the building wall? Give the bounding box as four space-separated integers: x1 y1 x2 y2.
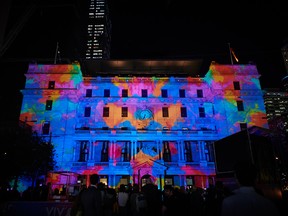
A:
19 61 268 191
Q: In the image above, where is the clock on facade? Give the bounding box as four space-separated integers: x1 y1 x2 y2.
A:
140 109 153 120
136 108 154 120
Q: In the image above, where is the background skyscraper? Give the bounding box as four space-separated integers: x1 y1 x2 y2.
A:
85 0 111 59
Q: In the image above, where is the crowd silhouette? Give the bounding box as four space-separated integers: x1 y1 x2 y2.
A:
1 173 288 216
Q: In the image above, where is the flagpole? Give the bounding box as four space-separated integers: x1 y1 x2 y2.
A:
54 42 59 64
228 42 233 65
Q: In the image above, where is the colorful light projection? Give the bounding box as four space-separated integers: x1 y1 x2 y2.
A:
20 62 268 189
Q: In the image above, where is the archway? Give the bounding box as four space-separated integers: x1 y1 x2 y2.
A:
141 174 156 187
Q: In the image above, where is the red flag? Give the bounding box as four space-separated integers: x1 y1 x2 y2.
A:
230 48 239 62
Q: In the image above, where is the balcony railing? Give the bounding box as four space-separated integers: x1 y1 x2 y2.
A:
75 127 218 135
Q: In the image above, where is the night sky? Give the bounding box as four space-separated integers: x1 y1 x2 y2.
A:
1 0 288 121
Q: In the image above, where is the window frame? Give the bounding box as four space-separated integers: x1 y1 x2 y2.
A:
42 121 50 135
122 89 128 97
240 122 247 131
179 89 186 98
84 107 91 117
45 100 53 111
199 107 205 118
142 89 148 97
104 89 110 97
237 100 244 111
48 81 55 89
161 89 168 98
103 107 109 117
233 81 241 90
122 107 128 117
86 89 92 97
162 107 169 117
181 107 187 117
197 89 203 98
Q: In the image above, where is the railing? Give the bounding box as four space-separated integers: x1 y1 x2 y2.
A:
74 127 218 135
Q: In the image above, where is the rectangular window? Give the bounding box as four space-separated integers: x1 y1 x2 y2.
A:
237 101 244 111
122 89 128 97
122 107 128 117
42 121 50 135
164 177 173 185
184 141 193 162
101 141 109 162
162 107 169 117
179 89 185 98
103 107 109 117
45 100 53 110
240 123 247 131
186 176 194 186
48 81 55 89
199 107 205 118
104 89 110 97
86 89 92 97
205 142 215 162
163 141 171 162
142 89 148 97
181 107 187 117
161 89 168 98
121 142 130 162
233 81 241 90
79 141 88 162
197 89 203 98
84 107 91 117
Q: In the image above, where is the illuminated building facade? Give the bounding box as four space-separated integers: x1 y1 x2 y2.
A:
263 89 288 174
281 40 288 92
85 0 111 59
281 42 288 76
19 60 268 190
264 89 288 129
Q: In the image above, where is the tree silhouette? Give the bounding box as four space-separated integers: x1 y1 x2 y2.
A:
0 123 56 189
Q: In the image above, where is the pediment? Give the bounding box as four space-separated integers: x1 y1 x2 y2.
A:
132 159 167 170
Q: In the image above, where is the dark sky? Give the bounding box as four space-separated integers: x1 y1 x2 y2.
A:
1 0 288 121
108 1 288 88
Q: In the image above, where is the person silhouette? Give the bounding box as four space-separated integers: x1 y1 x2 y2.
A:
221 160 280 216
79 174 103 216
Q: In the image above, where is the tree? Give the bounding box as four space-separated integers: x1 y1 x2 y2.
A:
23 131 57 187
0 122 56 189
